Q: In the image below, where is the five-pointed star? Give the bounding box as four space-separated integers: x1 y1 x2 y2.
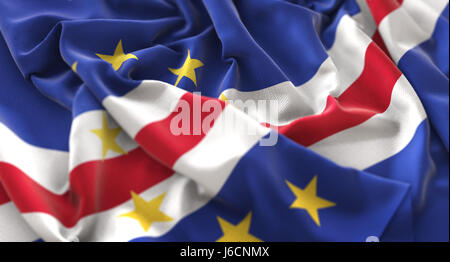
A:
216 212 262 242
96 39 138 71
90 112 126 159
285 176 336 226
71 61 78 73
119 191 173 231
168 49 204 87
219 93 228 102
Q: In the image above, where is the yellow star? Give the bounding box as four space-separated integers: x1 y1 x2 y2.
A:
96 39 138 71
168 49 204 87
90 112 126 159
216 212 262 242
286 176 336 226
119 191 173 231
71 61 78 72
219 93 228 102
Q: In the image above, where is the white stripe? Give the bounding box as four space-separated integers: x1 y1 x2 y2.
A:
103 80 186 138
173 105 270 195
309 75 427 170
69 110 138 170
0 122 69 194
219 13 372 125
296 57 338 113
22 174 211 241
0 202 39 242
353 0 377 36
220 57 338 126
221 58 336 125
379 0 448 63
328 14 373 97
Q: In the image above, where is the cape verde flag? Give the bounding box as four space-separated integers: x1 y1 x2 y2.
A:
0 0 448 242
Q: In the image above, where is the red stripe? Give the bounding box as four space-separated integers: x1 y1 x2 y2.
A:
0 148 172 227
0 183 9 205
278 42 402 146
366 0 404 25
135 92 226 167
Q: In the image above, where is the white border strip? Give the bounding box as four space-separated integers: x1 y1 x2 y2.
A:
0 122 69 194
379 0 448 63
309 75 427 170
103 80 186 138
220 13 373 125
23 174 211 241
173 105 270 195
0 202 39 242
69 110 138 170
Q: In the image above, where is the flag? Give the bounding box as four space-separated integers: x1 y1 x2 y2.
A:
0 0 448 242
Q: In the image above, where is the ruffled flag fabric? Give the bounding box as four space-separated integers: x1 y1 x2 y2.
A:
0 0 448 242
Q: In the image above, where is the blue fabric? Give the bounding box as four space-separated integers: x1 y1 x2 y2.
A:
367 121 449 241
131 132 409 242
0 34 71 151
397 4 449 150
